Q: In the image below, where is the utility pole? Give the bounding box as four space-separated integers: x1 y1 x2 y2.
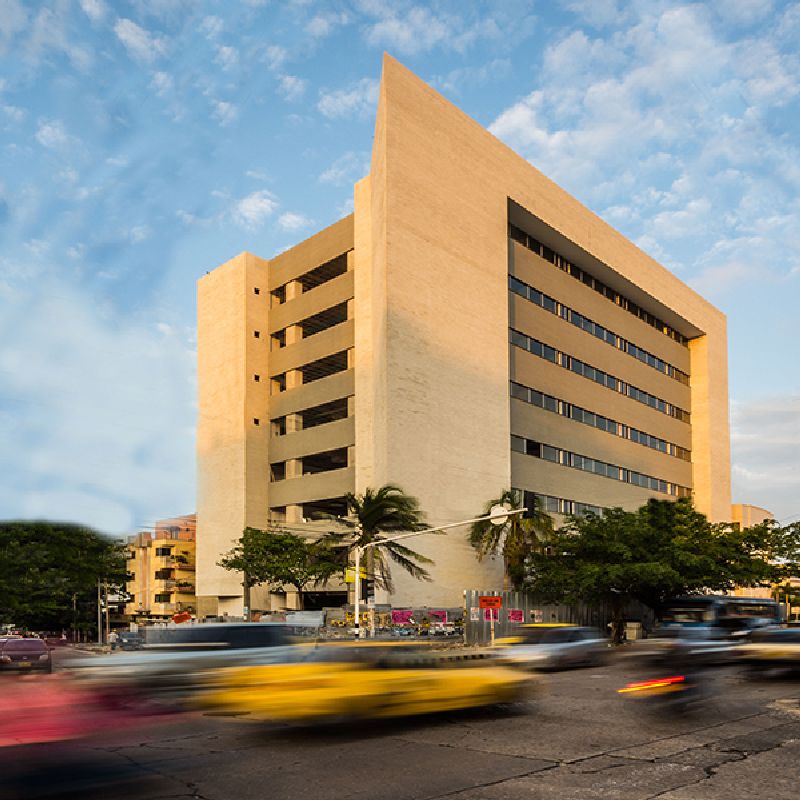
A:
96 581 103 644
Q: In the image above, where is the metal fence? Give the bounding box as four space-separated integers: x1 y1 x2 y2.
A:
463 589 655 645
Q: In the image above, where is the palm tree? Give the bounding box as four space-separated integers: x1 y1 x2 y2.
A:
469 490 554 590
323 485 432 593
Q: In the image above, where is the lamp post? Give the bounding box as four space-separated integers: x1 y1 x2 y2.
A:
352 507 526 639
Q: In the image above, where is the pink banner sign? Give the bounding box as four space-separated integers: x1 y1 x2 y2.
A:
429 610 448 623
391 610 414 624
483 608 499 621
507 609 524 623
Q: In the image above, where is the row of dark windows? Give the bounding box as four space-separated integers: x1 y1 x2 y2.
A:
517 489 603 518
511 434 691 498
509 275 689 386
508 223 689 347
509 328 691 424
510 381 691 462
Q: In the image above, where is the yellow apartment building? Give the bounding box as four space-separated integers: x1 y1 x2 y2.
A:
196 56 731 616
125 514 197 620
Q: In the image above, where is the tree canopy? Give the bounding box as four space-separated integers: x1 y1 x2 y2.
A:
525 498 795 642
323 485 432 593
469 489 553 590
0 520 127 632
219 528 341 610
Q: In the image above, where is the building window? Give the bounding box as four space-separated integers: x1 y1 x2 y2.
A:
155 593 171 603
301 351 348 384
254 330 260 338
254 287 260 295
510 434 690 498
298 252 348 292
270 462 286 482
508 274 690 386
254 374 260 382
301 397 349 429
271 331 285 350
254 418 260 426
155 547 172 556
509 380 691 462
301 448 348 475
508 223 689 347
509 328 691 424
300 303 348 339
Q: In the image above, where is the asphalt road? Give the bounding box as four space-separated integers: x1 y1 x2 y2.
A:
6 649 800 800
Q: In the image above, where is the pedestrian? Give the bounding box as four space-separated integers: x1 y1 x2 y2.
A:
108 630 119 651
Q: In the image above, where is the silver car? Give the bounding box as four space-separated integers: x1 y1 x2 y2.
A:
499 625 607 670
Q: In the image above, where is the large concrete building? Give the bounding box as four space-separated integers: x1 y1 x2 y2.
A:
196 56 730 616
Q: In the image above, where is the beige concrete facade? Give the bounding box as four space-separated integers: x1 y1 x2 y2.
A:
125 514 197 619
196 55 731 611
731 504 774 529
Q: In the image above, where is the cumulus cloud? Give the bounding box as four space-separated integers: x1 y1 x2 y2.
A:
277 211 312 232
0 276 195 534
114 18 168 63
233 189 278 229
278 74 307 101
731 396 800 521
35 119 70 149
215 45 238 71
79 0 107 21
318 78 378 119
212 100 238 126
319 150 370 186
306 11 350 38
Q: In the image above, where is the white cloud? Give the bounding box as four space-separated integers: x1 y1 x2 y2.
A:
212 100 238 126
319 150 370 186
200 15 223 38
264 45 287 71
150 71 172 96
35 119 70 149
0 0 27 55
278 74 307 101
277 211 312 232
306 11 350 38
233 189 278 229
731 395 800 521
79 0 107 21
114 18 168 63
2 104 24 123
318 78 378 119
0 278 196 534
363 5 450 54
215 45 238 71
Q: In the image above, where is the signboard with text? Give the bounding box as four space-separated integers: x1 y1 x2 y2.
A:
479 595 502 609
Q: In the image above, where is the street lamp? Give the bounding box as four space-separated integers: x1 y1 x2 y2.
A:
352 506 526 639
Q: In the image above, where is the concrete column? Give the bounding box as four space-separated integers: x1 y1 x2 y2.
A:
286 412 303 433
286 505 303 523
286 368 302 389
285 323 302 346
285 279 303 301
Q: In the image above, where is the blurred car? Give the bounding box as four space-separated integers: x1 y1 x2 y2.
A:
496 624 607 670
117 631 143 651
198 643 537 722
0 638 52 673
68 623 302 706
740 628 800 674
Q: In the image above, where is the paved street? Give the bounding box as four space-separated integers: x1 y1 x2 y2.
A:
13 651 800 800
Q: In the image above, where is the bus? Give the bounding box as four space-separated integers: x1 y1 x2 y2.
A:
659 595 782 632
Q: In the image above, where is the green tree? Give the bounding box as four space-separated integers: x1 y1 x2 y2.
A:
219 528 341 611
0 520 127 634
468 490 554 590
322 485 432 593
525 498 784 643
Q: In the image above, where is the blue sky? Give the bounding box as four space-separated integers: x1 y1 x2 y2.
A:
0 0 798 534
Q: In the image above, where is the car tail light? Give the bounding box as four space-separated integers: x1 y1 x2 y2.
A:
617 675 685 693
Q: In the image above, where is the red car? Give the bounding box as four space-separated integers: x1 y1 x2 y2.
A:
0 638 52 673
